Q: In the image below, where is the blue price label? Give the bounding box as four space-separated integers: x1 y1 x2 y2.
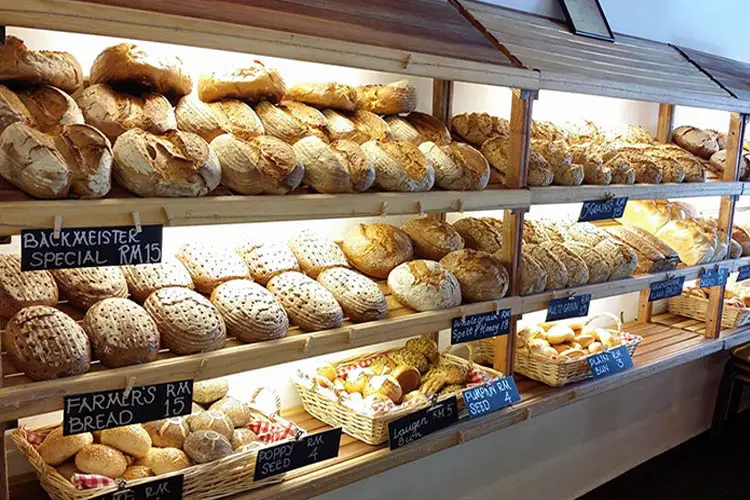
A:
463 377 521 418
578 197 628 222
699 267 729 288
587 345 633 379
451 309 511 344
737 264 750 282
546 294 591 322
648 275 685 302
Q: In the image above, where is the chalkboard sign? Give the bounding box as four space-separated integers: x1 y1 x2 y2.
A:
64 380 193 435
648 275 685 302
578 196 628 222
254 428 342 480
21 224 162 271
737 264 750 282
546 294 591 322
451 308 511 344
699 267 729 288
587 345 633 379
91 474 183 500
388 396 458 450
463 377 520 418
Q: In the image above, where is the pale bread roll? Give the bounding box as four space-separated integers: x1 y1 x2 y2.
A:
175 94 263 143
0 254 58 319
361 140 434 192
90 43 192 99
356 80 417 115
122 258 194 303
440 249 509 302
176 242 250 293
75 444 128 479
405 112 451 145
83 298 160 368
287 230 349 278
0 36 83 94
100 424 152 458
142 417 190 448
452 217 503 254
122 465 154 480
322 109 369 143
38 428 93 466
235 241 300 285
287 82 358 111
293 136 375 193
136 447 191 475
317 267 387 322
17 85 83 134
0 84 33 134
51 266 128 310
384 116 423 144
184 430 233 464
387 260 461 311
401 217 464 261
193 378 229 405
188 409 234 438
54 123 113 199
210 279 288 342
255 100 328 144
342 223 414 279
209 396 252 427
419 141 489 190
350 110 392 142
199 62 286 103
267 271 343 331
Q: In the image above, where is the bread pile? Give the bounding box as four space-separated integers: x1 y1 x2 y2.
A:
671 125 750 181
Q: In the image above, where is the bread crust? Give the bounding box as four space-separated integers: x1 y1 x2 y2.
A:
356 80 416 115
175 95 262 143
343 223 415 279
440 249 509 302
287 81 357 111
402 217 464 260
199 62 285 103
0 36 83 94
0 254 58 319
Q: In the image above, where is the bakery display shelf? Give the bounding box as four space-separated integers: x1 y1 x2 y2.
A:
529 181 743 205
521 256 750 314
0 295 521 422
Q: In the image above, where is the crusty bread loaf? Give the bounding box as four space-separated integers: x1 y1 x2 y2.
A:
256 100 329 145
419 141 489 190
188 409 234 439
54 124 113 199
523 219 552 245
568 143 612 185
0 84 32 134
593 239 638 280
287 82 358 111
0 254 58 319
175 95 263 143
176 243 250 293
531 139 584 186
142 418 190 449
733 225 750 256
199 62 286 103
113 128 221 197
75 444 128 479
440 249 509 302
6 305 91 380
361 140 434 192
402 217 464 260
235 241 299 285
17 85 83 134
388 260 461 311
51 266 128 310
565 221 611 247
317 267 387 322
90 43 192 99
481 136 554 187
405 112 450 145
322 109 369 143
293 136 375 193
356 80 416 115
384 115 423 144
648 144 705 183
0 36 83 94
672 125 719 159
184 430 233 464
521 249 547 295
452 217 503 254
525 243 568 290
136 447 191 475
144 287 226 354
350 110 392 142
100 425 152 459
606 225 679 273
287 230 350 278
343 223 414 279
620 199 674 234
210 279 288 342
563 241 611 284
531 120 565 142
542 241 589 287
38 428 93 466
232 428 259 451
451 112 508 147
267 271 343 331
208 396 252 427
122 258 194 303
193 378 229 405
211 134 303 195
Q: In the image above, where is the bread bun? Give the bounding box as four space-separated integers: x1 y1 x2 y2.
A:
38 428 93 466
231 428 259 450
176 243 250 294
402 217 465 261
0 36 83 93
0 254 57 319
364 374 403 403
142 417 190 448
322 109 369 143
100 424 152 458
17 85 83 134
209 396 252 427
293 136 374 193
440 249 509 302
350 110 392 142
361 140 434 192
51 266 128 310
136 447 191 475
267 271 343 331
175 94 263 143
391 365 421 394
210 279 288 342
0 84 33 133
287 230 349 278
317 267 387 322
144 287 226 355
405 112 450 145
83 298 160 368
198 62 285 103
184 430 233 464
235 242 300 285
121 258 194 303
342 223 414 279
420 141 489 191
356 80 417 115
287 82 357 111
546 325 575 345
90 43 192 99
122 465 154 480
452 217 504 254
192 378 229 405
388 260 461 311
74 444 127 479
384 116 423 144
255 100 328 144
6 306 91 380
188 409 234 439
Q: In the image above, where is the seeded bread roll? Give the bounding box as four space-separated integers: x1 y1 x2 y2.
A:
287 81 358 111
361 140 434 192
144 287 226 354
542 241 589 287
267 271 343 331
175 95 263 143
90 43 192 99
525 243 568 290
452 217 504 254
419 141 489 190
451 112 509 147
322 109 369 143
211 279 288 342
388 260 461 311
38 428 93 466
440 249 509 302
0 254 58 319
0 84 32 133
142 417 190 448
176 243 250 294
481 136 554 187
356 80 417 115
317 267 387 322
136 447 191 475
0 36 83 94
100 425 152 458
235 242 300 285
672 125 719 159
521 249 547 295
122 258 194 303
75 444 128 478
199 62 286 104
384 115 423 144
287 230 349 278
209 396 252 427
293 136 375 193
402 217 464 261
405 112 451 145
343 223 415 279
184 430 233 464
563 241 611 284
51 266 127 310
17 85 83 134
349 109 393 142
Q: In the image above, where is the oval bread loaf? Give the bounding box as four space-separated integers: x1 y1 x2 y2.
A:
0 84 33 134
38 428 93 466
451 112 508 146
210 279 288 342
121 258 194 303
452 217 503 253
439 249 509 302
0 36 83 93
542 241 589 287
322 109 369 143
361 140 434 192
563 241 611 284
343 223 414 279
405 112 450 145
267 271 344 331
287 230 349 278
100 424 152 458
176 242 251 293
287 81 358 111
75 444 128 478
655 219 715 266
142 417 190 449
232 428 259 450
388 260 461 311
17 85 83 134
401 217 464 260
209 396 252 427
349 110 392 142
294 136 374 193
521 250 547 295
317 267 387 322
175 94 263 143
235 241 300 285
255 100 328 144
54 123 113 199
419 141 489 190
481 136 553 187
193 378 229 405
525 243 568 290
184 430 233 464
51 266 128 310
136 447 191 475
198 62 286 103
593 239 638 280
356 80 417 115
0 254 58 319
672 125 719 159
384 115 423 144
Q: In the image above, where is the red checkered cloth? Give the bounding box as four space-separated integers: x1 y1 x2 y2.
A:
248 420 302 443
18 426 51 448
335 357 381 379
71 474 115 490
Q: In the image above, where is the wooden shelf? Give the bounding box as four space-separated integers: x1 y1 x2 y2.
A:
529 181 743 205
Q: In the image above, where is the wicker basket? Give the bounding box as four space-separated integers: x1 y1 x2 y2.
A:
514 313 642 387
12 388 300 500
294 349 504 445
668 292 750 329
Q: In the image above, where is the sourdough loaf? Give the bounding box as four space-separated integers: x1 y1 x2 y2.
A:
287 229 349 278
184 430 233 464
531 139 584 185
521 249 547 295
481 136 554 187
525 243 568 290
142 418 190 449
342 223 414 279
387 260 461 311
209 396 252 427
672 125 719 159
405 112 451 145
267 271 343 331
450 112 508 147
51 266 128 310
452 217 503 253
361 140 435 192
322 109 369 143
531 120 565 142
121 258 194 303
287 82 357 111
54 124 113 199
193 378 229 405
542 241 589 286
563 241 610 284
176 243 251 293
0 254 58 319
17 85 83 134
199 62 286 103
317 267 387 322
356 80 416 115
0 36 83 94
255 100 328 144
175 95 263 142
293 136 375 193
402 217 464 260
188 409 233 439
384 115 423 144
0 84 32 133
593 239 638 280
210 279 288 342
235 241 300 285
350 110 392 142
419 141 489 190
439 249 509 302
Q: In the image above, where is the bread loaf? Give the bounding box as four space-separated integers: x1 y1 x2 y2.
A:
188 409 234 439
568 143 611 185
144 287 226 354
654 219 715 265
620 200 673 234
232 428 259 450
17 85 83 134
267 271 343 331
199 62 286 103
531 120 565 142
293 136 375 193
525 243 568 290
0 36 83 94
176 95 262 143
733 225 750 256
649 144 705 183
481 136 554 187
388 260 461 311
343 223 414 279
531 139 584 185
0 254 57 319
322 109 369 143
356 80 416 115
523 219 552 245
235 241 300 285
521 249 547 295
210 279 288 342
184 430 233 464
361 140 434 192
0 84 32 133
54 124 113 199
255 100 328 144
730 238 743 259
419 141 489 190
450 112 508 147
209 396 252 427
136 447 191 475
564 121 605 145
672 125 719 159
6 306 90 380
439 249 509 302
121 258 194 303
176 242 250 293
113 129 221 197
605 225 679 273
100 425 152 458
564 241 610 284
90 44 192 99
75 444 128 478
593 239 638 280
38 428 93 466
402 217 464 260
317 267 387 322
384 115 423 144
287 230 350 278
600 145 660 184
51 266 128 310
212 134 303 195
405 112 451 145
349 109 392 142
287 82 357 111
452 217 504 253
193 378 229 405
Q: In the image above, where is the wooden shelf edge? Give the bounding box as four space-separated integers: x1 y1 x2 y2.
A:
720 324 750 350
529 182 743 205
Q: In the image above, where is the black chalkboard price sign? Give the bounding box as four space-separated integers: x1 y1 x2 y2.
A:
699 266 729 288
254 428 342 480
388 396 458 450
648 275 685 302
546 294 591 322
91 474 183 500
21 224 162 271
578 197 628 222
451 308 511 344
64 380 193 435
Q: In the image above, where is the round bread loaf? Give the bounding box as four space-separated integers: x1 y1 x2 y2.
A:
90 43 192 99
419 141 489 191
317 267 387 322
113 128 221 198
439 249 509 302
193 378 229 405
0 84 33 133
405 112 450 145
232 428 259 450
387 260 462 311
209 396 252 427
136 447 191 475
100 424 152 458
121 258 194 303
184 430 233 464
0 36 83 94
144 287 226 355
54 123 113 199
672 125 719 160
176 94 263 143
188 409 234 439
6 306 91 380
452 217 504 253
142 417 190 448
211 134 303 195
235 241 300 285
293 136 375 193
176 243 251 293
0 254 58 319
51 266 128 310
401 217 464 261
356 80 417 115
198 62 286 103
287 82 358 111
287 230 350 278
255 100 328 144
267 271 344 331
384 116 423 144
38 428 93 466
75 444 128 478
350 110 392 142
211 279 288 342
360 140 434 192
322 109 369 143
17 85 83 134
76 83 176 142
83 298 160 368
342 223 414 279
122 465 154 481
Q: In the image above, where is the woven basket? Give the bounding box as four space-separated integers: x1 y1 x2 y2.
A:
668 292 750 329
12 388 300 500
295 349 504 445
514 313 642 387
